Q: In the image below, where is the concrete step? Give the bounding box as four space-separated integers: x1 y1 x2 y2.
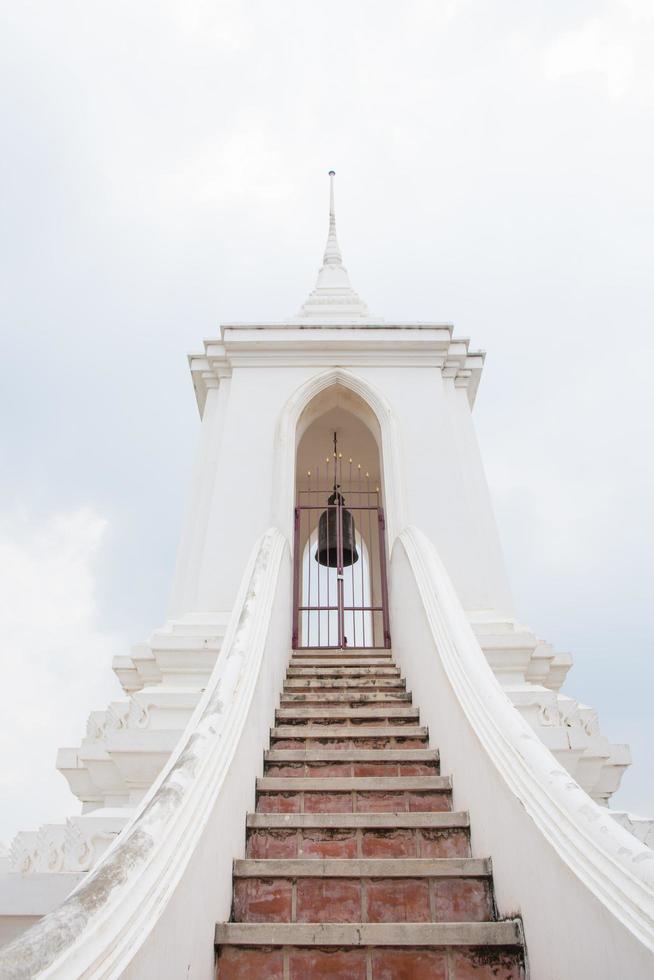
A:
234 857 489 877
275 705 420 721
245 810 471 860
263 748 438 778
283 676 405 689
247 812 468 830
258 776 451 793
265 748 438 763
256 776 452 815
215 922 525 980
289 657 395 667
292 649 393 658
232 858 493 924
287 664 400 676
280 690 411 704
270 725 429 750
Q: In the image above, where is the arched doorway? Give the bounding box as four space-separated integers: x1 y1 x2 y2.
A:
292 386 391 650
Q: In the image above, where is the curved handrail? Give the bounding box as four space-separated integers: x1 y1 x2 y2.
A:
399 525 654 949
0 527 287 979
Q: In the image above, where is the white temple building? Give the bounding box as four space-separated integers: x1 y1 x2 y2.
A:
1 174 654 978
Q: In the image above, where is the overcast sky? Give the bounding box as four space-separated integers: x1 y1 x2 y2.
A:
1 0 653 847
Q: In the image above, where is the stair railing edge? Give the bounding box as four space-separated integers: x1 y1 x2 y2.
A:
0 527 288 980
398 524 654 951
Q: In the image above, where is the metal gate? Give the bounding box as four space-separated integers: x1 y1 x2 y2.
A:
292 461 391 650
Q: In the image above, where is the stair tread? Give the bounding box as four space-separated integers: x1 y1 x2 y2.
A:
287 667 400 675
234 858 489 877
215 921 523 947
257 776 451 791
290 658 394 666
271 725 428 738
265 749 438 762
246 811 469 829
280 692 411 702
276 706 419 718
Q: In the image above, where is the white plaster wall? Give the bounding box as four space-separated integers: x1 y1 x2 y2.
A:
390 532 654 980
181 361 514 624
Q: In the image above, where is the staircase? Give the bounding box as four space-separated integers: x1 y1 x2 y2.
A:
215 647 526 979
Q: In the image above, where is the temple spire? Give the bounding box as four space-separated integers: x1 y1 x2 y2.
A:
323 170 342 266
295 170 373 322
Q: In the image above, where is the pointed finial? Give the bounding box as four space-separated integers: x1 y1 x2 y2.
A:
323 170 342 267
294 169 376 322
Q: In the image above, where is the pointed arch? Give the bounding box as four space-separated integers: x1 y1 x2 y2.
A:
273 368 406 547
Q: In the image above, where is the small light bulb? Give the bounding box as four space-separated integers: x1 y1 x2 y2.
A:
349 458 353 464
338 453 342 459
307 471 311 477
357 464 362 470
366 472 370 478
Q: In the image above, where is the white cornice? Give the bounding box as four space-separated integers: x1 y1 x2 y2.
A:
189 323 485 416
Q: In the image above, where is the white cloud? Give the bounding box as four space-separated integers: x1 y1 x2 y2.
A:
0 507 123 845
543 1 654 102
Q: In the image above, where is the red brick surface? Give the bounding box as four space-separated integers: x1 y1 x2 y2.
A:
419 829 470 858
299 829 357 859
450 948 525 979
246 829 297 859
216 946 284 980
304 791 353 813
366 878 431 922
355 791 406 812
408 791 451 811
296 878 361 922
434 879 491 922
288 948 367 979
233 879 292 923
256 792 301 813
361 828 416 858
371 947 448 980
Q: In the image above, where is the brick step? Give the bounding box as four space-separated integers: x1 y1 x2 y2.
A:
289 657 395 667
256 776 452 814
264 750 438 778
270 725 428 750
276 706 420 722
233 858 492 924
283 676 405 689
246 811 470 860
286 664 400 678
280 690 411 705
292 649 393 658
215 922 525 980
265 748 438 763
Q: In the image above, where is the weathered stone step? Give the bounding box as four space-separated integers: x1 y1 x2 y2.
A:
245 810 471 859
287 665 400 677
284 676 405 689
290 657 394 667
270 725 428 748
258 776 450 792
292 649 393 658
216 920 522 946
264 748 438 778
276 705 419 721
215 922 525 980
235 857 489 877
247 812 468 829
256 776 452 815
232 859 493 924
280 690 411 704
265 749 438 763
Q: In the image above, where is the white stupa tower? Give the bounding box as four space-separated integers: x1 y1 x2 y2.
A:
1 175 653 978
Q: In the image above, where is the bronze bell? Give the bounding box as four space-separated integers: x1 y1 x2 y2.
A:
315 491 359 568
